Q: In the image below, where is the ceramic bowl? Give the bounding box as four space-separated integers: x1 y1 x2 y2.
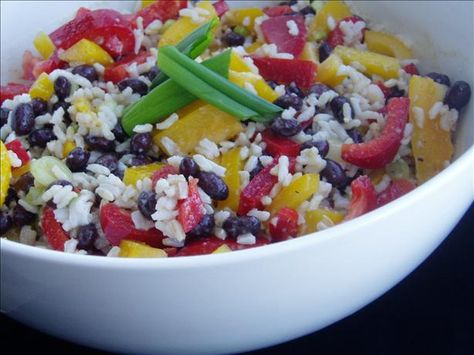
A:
1 1 473 354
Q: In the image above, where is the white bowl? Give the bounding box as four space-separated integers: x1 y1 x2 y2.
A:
1 1 473 354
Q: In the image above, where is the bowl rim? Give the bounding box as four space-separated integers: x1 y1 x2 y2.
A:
2 146 473 269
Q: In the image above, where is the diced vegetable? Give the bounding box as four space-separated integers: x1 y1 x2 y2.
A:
302 208 344 234
262 129 301 157
29 73 54 101
261 15 307 57
345 176 377 220
123 163 164 186
122 49 232 135
62 140 77 158
0 83 30 105
315 53 347 87
300 42 319 64
408 75 453 183
365 30 413 60
104 51 150 84
342 97 410 169
175 236 269 256
309 0 352 40
59 39 114 66
41 206 70 251
33 32 56 60
252 57 317 89
269 207 299 241
157 46 282 121
226 8 264 31
327 15 365 48
0 141 12 206
119 240 167 258
229 71 279 102
178 178 204 233
218 148 242 211
132 0 186 28
264 5 294 17
268 174 319 215
386 159 411 180
151 165 179 188
334 46 400 80
377 179 416 207
212 244 232 254
5 139 30 168
153 102 243 155
30 156 73 186
12 163 30 179
140 0 155 9
213 0 230 17
49 9 135 57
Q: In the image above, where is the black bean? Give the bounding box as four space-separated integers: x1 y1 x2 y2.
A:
47 179 73 190
426 72 451 87
12 204 35 227
85 135 115 152
223 216 261 238
300 140 329 158
31 98 49 116
54 76 71 100
14 172 34 194
77 223 98 250
299 5 316 15
51 101 71 124
321 159 347 188
286 82 305 98
0 212 13 235
13 103 35 135
318 42 333 63
330 96 353 122
5 187 17 206
179 157 200 178
271 117 302 137
28 127 56 148
72 65 98 82
386 87 405 101
346 128 363 144
0 108 10 127
112 123 128 143
143 66 160 81
308 83 331 97
66 147 90 172
197 171 229 200
95 153 119 173
274 94 303 110
137 191 157 219
129 155 153 167
130 132 152 155
444 81 471 111
117 79 148 96
223 30 245 47
188 214 215 238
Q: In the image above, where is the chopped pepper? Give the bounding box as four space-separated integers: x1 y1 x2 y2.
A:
29 73 54 101
0 141 12 206
218 148 243 212
59 39 114 66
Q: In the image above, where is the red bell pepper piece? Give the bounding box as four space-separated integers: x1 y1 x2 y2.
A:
103 50 151 83
260 15 307 57
132 0 187 28
151 164 179 188
252 57 316 89
262 129 301 157
345 175 377 220
175 236 269 257
178 178 204 233
327 16 366 48
5 139 30 167
269 207 299 241
341 97 410 169
264 5 294 17
403 63 419 75
100 203 164 247
0 83 31 105
213 0 230 18
49 9 135 58
377 178 416 207
41 206 70 251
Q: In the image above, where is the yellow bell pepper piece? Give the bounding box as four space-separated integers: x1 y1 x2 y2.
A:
33 31 56 60
302 208 344 234
123 163 164 186
408 75 452 183
62 140 76 158
141 0 155 9
29 73 54 101
229 71 279 103
316 54 347 87
153 103 243 155
245 41 263 54
309 0 352 40
212 244 232 254
365 30 413 60
369 168 385 185
12 162 30 179
230 51 252 72
119 240 168 258
218 148 242 212
74 98 92 113
334 46 400 80
268 174 319 215
59 39 114 66
159 1 217 47
0 141 12 206
300 42 319 64
227 8 264 32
